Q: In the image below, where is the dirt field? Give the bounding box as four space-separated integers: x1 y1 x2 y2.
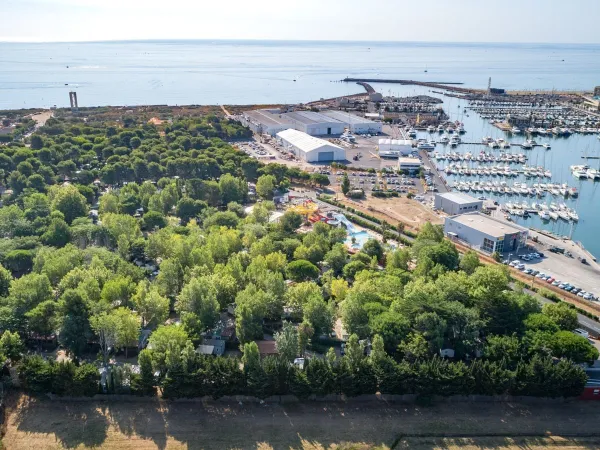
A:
4 395 600 449
337 195 443 231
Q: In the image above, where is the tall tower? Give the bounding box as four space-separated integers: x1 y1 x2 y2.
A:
487 77 492 94
69 91 78 111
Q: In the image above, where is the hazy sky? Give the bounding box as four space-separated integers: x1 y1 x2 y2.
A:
2 0 600 43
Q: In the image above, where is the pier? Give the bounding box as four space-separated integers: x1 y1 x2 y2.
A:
342 77 482 95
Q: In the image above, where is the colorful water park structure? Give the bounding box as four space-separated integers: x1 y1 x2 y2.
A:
286 199 378 250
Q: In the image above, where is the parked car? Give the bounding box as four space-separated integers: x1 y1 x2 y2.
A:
574 329 590 338
578 291 587 297
583 293 594 300
552 280 561 286
536 273 546 279
546 277 555 283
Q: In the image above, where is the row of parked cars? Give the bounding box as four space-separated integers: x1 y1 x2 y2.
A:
506 253 598 301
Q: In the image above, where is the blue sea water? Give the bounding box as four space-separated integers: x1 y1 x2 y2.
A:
1 39 599 258
1 40 600 109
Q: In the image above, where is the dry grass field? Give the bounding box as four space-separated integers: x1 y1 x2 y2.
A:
4 395 600 449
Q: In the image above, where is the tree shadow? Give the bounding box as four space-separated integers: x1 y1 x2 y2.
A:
11 395 109 449
100 398 168 450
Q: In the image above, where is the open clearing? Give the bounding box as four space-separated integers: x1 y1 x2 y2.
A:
337 195 443 231
4 395 600 449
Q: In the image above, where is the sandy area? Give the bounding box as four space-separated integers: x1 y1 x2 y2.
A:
4 395 600 449
337 195 442 231
30 111 52 128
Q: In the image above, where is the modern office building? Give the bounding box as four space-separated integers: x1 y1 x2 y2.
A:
434 192 483 215
398 157 422 172
276 129 345 162
444 212 528 254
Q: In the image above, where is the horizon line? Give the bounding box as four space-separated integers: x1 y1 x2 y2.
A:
1 37 600 46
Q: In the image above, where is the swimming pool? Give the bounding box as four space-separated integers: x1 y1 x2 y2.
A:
345 230 372 250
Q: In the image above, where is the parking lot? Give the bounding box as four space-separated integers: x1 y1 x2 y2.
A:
327 169 419 194
506 248 600 302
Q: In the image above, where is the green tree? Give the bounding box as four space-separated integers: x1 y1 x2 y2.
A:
147 325 190 375
90 312 119 365
114 307 141 359
176 277 220 332
49 184 88 224
0 264 12 297
132 280 170 328
459 250 480 275
549 330 599 364
0 330 24 363
41 218 71 247
303 297 334 337
341 172 350 195
235 285 268 344
256 174 276 199
286 259 319 282
275 322 299 362
542 303 579 331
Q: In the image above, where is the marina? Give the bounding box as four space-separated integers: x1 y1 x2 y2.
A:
386 84 600 257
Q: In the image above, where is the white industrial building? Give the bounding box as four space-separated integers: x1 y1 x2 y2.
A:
398 157 422 172
241 110 293 135
283 111 346 136
444 212 528 254
434 192 483 215
378 139 414 157
320 110 383 134
276 129 345 163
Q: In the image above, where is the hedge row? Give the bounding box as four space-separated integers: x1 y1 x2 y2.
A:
320 196 413 246
534 287 600 322
17 353 587 400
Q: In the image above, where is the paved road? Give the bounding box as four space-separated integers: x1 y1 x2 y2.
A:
419 149 449 197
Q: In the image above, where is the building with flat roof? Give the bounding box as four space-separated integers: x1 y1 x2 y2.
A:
435 192 483 215
320 110 383 134
379 139 414 157
283 111 346 136
241 110 293 135
276 129 345 162
444 212 528 254
398 157 422 172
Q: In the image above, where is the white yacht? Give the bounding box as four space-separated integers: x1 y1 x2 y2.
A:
427 125 436 133
521 141 533 149
417 142 436 150
440 135 450 144
437 124 445 133
457 125 466 134
540 211 550 220
408 128 417 138
511 126 522 134
543 143 551 149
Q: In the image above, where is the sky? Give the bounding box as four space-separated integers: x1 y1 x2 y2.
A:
1 0 600 44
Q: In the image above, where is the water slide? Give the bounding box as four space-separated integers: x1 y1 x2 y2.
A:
333 213 357 234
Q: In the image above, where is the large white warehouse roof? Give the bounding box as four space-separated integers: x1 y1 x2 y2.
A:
321 110 379 125
277 129 343 153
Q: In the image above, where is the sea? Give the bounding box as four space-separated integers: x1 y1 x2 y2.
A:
1 40 600 258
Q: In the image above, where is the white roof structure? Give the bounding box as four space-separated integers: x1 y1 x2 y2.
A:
378 138 413 147
277 129 342 153
276 129 345 162
321 110 379 125
435 192 481 205
449 212 527 238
